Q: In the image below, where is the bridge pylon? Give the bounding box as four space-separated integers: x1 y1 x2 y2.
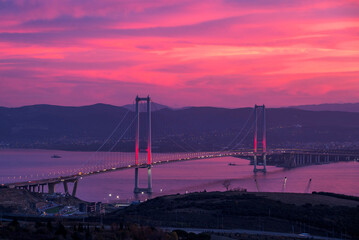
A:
253 104 266 173
134 95 152 194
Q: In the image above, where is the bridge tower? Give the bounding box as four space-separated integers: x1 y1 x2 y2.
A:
134 96 152 194
253 104 266 173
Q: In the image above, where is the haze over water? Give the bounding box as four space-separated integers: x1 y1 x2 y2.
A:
1 149 358 202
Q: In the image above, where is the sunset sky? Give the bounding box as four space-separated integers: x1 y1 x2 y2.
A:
0 0 358 108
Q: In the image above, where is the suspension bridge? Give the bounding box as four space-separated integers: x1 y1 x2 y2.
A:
2 96 358 196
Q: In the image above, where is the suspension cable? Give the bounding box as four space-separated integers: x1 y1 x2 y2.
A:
222 107 255 151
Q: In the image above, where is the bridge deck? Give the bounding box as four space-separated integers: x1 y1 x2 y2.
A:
4 152 238 188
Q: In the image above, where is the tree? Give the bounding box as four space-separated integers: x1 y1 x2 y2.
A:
222 180 231 191
55 222 67 238
46 220 53 232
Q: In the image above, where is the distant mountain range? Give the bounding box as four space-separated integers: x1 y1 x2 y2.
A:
0 103 359 151
122 102 170 112
121 102 359 113
289 103 359 113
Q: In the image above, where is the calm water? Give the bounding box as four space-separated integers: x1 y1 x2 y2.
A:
0 149 358 202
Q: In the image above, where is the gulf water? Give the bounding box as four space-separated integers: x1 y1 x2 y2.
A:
1 149 358 202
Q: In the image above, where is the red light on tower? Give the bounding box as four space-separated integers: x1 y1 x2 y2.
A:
254 139 257 153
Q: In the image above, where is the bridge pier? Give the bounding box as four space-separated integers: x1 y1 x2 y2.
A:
134 167 139 191
72 179 78 197
62 179 79 196
63 181 69 194
48 183 55 194
148 166 152 192
134 165 152 194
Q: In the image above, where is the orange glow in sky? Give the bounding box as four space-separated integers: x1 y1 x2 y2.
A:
0 0 358 107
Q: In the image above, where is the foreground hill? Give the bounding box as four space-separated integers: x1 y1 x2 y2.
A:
0 188 358 239
114 191 359 238
1 104 359 151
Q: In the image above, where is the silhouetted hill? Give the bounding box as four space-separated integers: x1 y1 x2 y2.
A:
0 104 129 144
289 102 359 112
122 102 169 111
0 104 359 151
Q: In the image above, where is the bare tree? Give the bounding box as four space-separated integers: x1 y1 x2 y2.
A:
222 180 231 191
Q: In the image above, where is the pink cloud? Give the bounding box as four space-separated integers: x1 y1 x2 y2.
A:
0 0 358 107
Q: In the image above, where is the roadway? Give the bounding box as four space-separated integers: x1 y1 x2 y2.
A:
160 227 344 240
